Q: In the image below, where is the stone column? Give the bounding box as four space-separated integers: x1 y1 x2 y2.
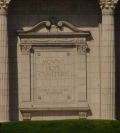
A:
0 0 11 122
99 0 118 119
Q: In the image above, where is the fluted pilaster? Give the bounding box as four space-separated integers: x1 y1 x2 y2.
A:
0 0 11 122
99 0 118 119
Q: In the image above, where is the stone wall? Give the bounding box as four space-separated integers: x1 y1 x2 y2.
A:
7 0 112 120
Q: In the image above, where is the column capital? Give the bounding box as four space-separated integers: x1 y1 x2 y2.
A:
99 0 118 14
0 0 11 14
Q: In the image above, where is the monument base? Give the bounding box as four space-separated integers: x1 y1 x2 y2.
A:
20 102 90 120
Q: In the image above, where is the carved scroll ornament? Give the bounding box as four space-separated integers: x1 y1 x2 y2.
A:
18 20 91 37
18 20 92 55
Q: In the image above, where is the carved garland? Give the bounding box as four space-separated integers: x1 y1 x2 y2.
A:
20 45 89 55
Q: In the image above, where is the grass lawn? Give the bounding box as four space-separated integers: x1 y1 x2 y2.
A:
0 120 120 133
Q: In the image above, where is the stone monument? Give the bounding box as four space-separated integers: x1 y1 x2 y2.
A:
0 0 119 121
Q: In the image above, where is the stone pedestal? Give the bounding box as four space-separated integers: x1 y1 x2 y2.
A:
100 0 118 119
0 0 10 122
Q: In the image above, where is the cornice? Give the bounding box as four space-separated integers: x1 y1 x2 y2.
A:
17 20 92 41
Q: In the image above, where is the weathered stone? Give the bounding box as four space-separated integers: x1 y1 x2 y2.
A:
0 0 119 121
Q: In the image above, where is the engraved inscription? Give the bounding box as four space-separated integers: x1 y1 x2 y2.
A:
34 51 74 103
38 58 70 79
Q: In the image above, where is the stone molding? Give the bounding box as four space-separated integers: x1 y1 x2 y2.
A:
20 38 87 45
18 20 92 55
20 44 89 55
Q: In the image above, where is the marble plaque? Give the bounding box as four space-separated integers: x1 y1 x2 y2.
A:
33 49 75 103
30 47 87 108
